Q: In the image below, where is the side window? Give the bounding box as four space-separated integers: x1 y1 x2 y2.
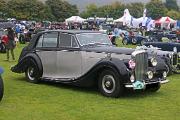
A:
36 35 43 47
36 32 58 48
71 36 78 48
59 33 71 47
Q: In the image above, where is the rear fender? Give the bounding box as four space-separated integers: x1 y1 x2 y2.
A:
11 53 43 75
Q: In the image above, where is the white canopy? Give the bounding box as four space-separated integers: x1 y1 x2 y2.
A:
65 16 86 24
114 9 133 26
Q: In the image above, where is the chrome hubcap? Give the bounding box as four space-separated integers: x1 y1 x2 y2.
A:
27 67 35 81
102 75 116 94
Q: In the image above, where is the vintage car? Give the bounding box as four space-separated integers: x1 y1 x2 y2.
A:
121 30 148 45
11 30 169 97
0 67 4 101
144 42 180 74
138 45 179 74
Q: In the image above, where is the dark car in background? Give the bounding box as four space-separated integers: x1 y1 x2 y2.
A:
12 30 169 97
122 30 148 45
144 42 180 74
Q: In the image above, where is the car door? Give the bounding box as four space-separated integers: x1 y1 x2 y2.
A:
35 32 59 78
57 33 82 79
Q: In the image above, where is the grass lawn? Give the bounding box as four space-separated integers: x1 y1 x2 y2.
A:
0 41 180 120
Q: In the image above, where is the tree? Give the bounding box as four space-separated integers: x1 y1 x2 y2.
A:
167 10 180 20
146 0 168 19
80 2 125 19
46 0 79 21
126 3 144 18
6 0 50 21
165 0 179 11
80 4 98 18
0 0 7 19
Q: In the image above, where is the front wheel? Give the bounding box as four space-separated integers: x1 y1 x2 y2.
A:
25 60 41 84
140 39 146 45
122 38 128 45
98 69 124 97
131 38 137 45
0 76 4 101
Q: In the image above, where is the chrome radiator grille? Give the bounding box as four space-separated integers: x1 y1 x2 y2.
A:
172 53 178 66
135 52 148 81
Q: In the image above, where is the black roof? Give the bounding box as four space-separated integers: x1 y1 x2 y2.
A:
39 30 103 34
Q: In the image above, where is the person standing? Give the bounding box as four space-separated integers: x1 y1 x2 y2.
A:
6 27 16 61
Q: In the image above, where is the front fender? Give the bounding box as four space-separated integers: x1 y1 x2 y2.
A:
94 58 129 79
11 53 43 74
155 57 168 72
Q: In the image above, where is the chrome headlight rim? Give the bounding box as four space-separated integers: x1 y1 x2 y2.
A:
151 58 158 67
147 71 154 79
168 53 173 59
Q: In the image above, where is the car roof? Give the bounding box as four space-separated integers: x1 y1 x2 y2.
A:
39 30 103 34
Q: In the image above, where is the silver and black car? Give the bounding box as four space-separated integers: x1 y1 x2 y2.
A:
11 30 169 97
0 67 4 101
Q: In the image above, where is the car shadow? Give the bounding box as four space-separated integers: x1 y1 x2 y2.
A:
15 77 164 99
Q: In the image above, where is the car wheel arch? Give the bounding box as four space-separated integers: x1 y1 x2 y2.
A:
13 53 43 75
94 58 129 82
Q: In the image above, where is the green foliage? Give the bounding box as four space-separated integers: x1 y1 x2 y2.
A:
81 2 126 19
6 0 50 21
0 0 7 18
45 0 79 22
126 3 144 18
167 10 180 20
146 0 168 19
165 0 179 11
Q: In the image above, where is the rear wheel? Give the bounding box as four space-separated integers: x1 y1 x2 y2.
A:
0 76 4 101
98 69 124 97
25 60 41 84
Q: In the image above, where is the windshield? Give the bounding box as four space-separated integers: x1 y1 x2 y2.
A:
76 33 112 46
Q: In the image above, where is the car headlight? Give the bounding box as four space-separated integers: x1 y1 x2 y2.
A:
147 71 153 79
163 71 167 79
151 58 158 66
168 53 172 59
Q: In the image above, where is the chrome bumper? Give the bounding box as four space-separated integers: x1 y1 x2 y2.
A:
125 79 169 89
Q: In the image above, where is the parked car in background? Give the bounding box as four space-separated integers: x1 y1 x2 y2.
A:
148 30 164 42
0 67 4 101
122 30 148 45
138 45 179 74
144 42 180 74
12 30 169 97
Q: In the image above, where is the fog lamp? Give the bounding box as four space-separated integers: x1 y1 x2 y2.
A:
147 71 153 79
163 71 167 79
130 75 135 83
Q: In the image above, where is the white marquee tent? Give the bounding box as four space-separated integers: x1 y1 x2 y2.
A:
65 16 86 24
